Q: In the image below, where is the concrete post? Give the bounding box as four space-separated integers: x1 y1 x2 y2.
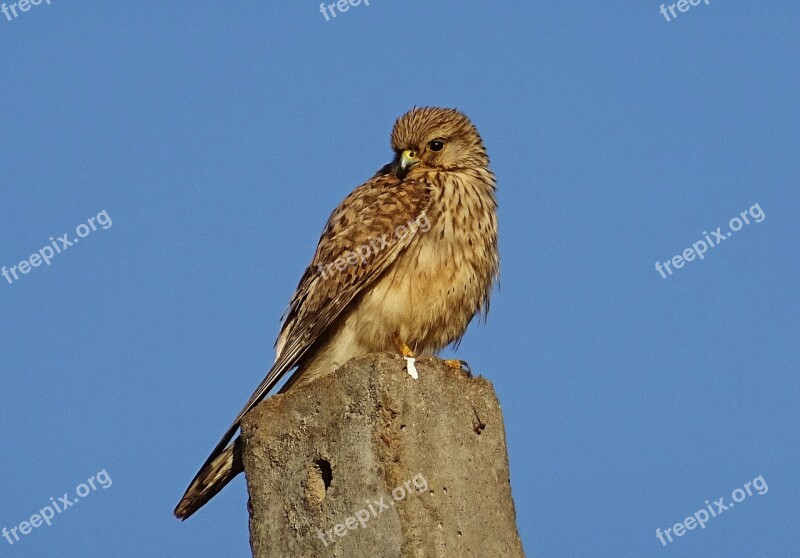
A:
241 352 524 557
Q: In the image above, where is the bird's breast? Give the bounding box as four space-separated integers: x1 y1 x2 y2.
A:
352 170 498 354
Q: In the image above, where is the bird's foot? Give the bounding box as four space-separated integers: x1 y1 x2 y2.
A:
443 359 473 378
397 342 415 358
416 356 473 378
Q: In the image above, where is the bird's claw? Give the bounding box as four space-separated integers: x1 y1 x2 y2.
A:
443 359 472 378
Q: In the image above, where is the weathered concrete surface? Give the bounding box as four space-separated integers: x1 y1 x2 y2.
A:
241 352 524 558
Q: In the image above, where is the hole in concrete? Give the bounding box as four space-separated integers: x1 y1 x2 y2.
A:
305 459 333 506
314 458 333 491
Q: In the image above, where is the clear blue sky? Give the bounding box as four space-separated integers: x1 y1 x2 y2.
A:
1 2 798 556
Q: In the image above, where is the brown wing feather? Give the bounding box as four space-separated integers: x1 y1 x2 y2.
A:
175 173 431 519
280 173 432 355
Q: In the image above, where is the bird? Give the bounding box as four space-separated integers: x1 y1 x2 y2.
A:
174 106 499 520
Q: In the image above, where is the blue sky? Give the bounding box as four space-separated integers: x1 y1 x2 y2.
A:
1 1 798 556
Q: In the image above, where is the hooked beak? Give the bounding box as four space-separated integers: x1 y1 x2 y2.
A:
395 149 420 179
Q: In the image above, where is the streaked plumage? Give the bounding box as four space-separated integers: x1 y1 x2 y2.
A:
175 107 498 520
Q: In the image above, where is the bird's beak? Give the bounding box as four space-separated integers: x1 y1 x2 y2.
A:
396 149 420 179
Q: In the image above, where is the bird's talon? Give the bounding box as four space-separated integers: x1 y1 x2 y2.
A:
396 340 415 358
443 359 472 378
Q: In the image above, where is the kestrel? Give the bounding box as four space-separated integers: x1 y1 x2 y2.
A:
174 107 499 519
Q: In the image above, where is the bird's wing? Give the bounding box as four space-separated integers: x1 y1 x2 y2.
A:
226 173 431 439
278 172 433 359
176 173 432 517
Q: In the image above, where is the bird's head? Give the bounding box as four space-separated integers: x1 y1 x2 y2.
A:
388 107 489 179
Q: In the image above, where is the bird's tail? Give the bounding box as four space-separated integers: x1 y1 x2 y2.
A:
174 437 243 520
173 347 307 520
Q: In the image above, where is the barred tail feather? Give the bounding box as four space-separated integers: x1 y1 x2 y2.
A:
174 437 243 520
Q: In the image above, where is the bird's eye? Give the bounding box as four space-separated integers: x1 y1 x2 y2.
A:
428 140 445 152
